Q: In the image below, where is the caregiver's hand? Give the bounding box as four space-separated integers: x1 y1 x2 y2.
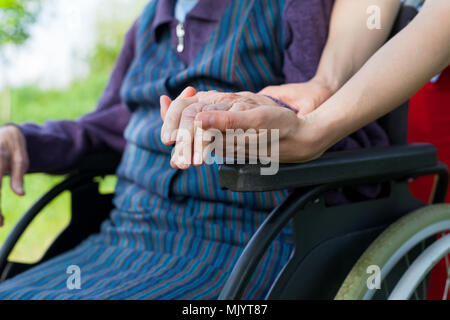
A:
0 125 29 227
194 105 326 164
160 90 282 169
259 78 334 116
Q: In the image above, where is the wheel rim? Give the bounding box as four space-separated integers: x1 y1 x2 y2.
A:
364 221 450 300
335 204 450 300
388 234 450 299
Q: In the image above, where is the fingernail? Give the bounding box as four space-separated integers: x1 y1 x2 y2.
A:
209 116 215 126
14 184 24 195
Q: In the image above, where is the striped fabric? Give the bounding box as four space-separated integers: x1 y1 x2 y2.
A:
0 0 294 300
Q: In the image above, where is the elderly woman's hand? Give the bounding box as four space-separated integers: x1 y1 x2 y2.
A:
160 89 284 169
160 89 326 170
0 125 29 227
259 78 334 116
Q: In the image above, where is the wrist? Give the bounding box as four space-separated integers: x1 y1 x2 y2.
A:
311 55 356 95
310 74 342 96
303 96 352 155
292 113 330 162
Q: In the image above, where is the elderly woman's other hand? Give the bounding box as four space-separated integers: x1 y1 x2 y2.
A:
0 125 29 227
259 78 334 116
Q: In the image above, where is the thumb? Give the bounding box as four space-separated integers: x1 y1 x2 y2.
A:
296 98 317 116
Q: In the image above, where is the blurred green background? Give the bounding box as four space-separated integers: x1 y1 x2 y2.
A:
0 1 145 263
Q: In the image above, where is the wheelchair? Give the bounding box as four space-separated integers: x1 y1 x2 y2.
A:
1 0 449 300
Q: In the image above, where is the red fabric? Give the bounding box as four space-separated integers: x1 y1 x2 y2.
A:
408 66 450 300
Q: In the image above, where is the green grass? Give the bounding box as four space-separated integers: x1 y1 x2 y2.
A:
0 2 146 264
0 68 115 263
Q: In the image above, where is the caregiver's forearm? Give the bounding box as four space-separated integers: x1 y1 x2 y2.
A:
308 0 450 152
314 0 401 92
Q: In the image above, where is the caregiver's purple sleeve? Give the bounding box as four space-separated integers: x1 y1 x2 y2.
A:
19 22 138 173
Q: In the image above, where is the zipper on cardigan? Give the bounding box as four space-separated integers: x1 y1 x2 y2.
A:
176 22 185 53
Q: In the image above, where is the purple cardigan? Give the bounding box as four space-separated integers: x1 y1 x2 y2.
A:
20 23 135 172
20 0 371 173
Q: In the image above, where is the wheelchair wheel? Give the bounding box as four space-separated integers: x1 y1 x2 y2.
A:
335 204 450 300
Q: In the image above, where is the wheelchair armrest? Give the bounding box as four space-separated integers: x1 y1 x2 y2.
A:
219 144 438 192
47 152 122 176
75 152 122 174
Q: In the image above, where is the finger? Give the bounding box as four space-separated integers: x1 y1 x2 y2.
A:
180 86 197 99
221 130 260 163
201 103 231 112
160 87 197 122
10 153 27 196
191 103 230 166
173 102 207 169
0 152 7 227
0 147 8 193
202 128 225 164
195 90 221 103
161 96 199 145
195 110 257 132
192 125 204 166
0 193 2 226
229 102 254 112
160 95 172 121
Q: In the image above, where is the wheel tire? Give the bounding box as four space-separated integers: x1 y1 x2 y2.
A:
335 204 450 300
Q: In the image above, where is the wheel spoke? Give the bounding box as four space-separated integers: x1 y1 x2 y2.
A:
443 279 450 300
383 280 390 298
405 253 411 267
421 273 429 300
420 240 428 299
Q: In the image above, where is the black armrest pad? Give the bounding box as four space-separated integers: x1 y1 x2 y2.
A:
76 152 122 174
219 144 437 192
47 152 122 176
